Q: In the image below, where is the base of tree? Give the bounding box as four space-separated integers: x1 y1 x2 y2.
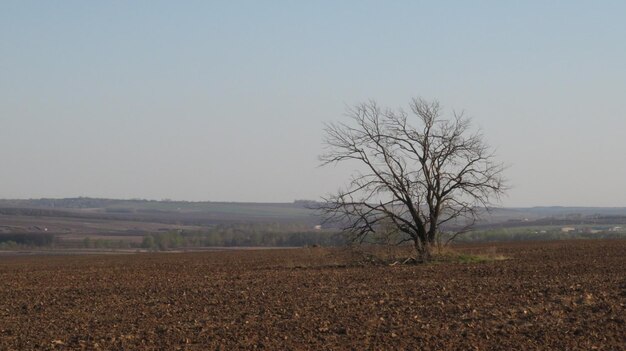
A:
346 244 509 266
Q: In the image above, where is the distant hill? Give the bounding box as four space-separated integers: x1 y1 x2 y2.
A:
0 198 321 226
2 197 626 229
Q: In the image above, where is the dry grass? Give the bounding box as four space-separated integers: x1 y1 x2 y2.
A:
326 244 510 266
261 244 510 269
432 245 509 263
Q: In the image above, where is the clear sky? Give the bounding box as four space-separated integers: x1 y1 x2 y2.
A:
1 1 625 206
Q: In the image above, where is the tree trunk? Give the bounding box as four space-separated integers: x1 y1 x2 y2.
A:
414 239 432 263
422 242 432 262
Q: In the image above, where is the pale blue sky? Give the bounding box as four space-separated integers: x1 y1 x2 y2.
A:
1 1 625 206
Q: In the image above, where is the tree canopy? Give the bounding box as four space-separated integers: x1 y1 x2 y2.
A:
320 97 506 261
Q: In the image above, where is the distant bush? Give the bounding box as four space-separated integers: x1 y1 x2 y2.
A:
0 241 18 250
141 235 156 250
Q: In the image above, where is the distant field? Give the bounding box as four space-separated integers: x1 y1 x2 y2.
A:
0 198 326 249
0 240 624 350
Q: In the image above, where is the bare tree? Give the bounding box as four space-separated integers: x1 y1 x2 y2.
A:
320 97 506 262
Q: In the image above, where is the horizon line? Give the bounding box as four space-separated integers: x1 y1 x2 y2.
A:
1 196 625 209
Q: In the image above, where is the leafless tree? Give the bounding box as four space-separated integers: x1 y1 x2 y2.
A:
320 98 506 262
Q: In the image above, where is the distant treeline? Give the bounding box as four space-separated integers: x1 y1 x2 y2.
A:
0 233 56 249
0 207 78 217
3 224 625 252
139 223 344 250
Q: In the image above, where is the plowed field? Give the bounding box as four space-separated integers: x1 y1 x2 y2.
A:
1 240 625 350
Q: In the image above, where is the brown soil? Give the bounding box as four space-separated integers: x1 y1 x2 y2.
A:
0 240 624 350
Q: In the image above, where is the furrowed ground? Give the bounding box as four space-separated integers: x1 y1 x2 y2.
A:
0 240 624 350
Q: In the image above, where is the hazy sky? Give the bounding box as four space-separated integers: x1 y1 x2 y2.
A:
2 1 626 206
